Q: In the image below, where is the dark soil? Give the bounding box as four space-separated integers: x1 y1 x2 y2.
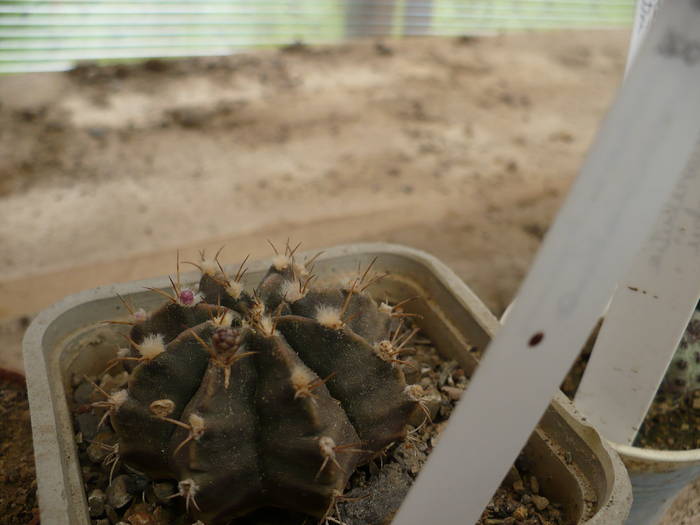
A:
0 371 39 525
71 333 567 525
633 395 700 451
632 310 700 451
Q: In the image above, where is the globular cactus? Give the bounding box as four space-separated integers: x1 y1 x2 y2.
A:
660 310 700 400
98 247 423 524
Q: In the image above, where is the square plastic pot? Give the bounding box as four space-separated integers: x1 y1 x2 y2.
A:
23 243 631 524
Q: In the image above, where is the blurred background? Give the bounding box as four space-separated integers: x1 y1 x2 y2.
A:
7 3 700 524
0 1 634 73
0 0 634 363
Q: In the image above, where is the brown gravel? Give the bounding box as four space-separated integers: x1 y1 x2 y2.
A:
0 372 39 525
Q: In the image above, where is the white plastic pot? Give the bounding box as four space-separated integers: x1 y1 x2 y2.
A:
610 444 700 525
23 243 631 524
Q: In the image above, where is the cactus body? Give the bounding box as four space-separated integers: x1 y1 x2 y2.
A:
107 253 420 523
661 310 700 399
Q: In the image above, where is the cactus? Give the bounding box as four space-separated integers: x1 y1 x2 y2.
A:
660 310 700 400
99 247 422 524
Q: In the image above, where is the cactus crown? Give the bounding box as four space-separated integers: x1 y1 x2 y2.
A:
104 246 421 523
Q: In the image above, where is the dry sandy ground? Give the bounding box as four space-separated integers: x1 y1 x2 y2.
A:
0 30 627 342
1 29 696 523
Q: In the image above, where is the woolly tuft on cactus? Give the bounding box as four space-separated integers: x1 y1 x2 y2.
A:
101 246 422 523
660 310 700 400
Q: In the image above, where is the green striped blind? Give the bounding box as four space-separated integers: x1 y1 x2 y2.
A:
0 1 636 73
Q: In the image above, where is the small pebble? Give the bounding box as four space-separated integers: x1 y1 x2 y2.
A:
512 480 525 493
433 421 448 435
87 432 115 463
127 473 150 495
100 371 129 392
82 465 100 485
532 495 550 511
441 361 461 384
107 475 134 508
88 489 106 517
512 505 528 520
692 395 700 410
77 413 101 441
72 373 84 387
396 443 425 476
152 481 177 504
529 476 539 494
441 386 463 401
74 382 95 405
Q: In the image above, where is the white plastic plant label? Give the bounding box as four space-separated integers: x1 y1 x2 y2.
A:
393 2 700 523
575 0 700 447
575 152 700 445
627 0 662 72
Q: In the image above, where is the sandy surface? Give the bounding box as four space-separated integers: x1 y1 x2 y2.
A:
0 31 627 321
2 28 700 524
661 480 700 525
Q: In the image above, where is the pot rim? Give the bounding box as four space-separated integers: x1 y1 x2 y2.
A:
611 441 700 465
